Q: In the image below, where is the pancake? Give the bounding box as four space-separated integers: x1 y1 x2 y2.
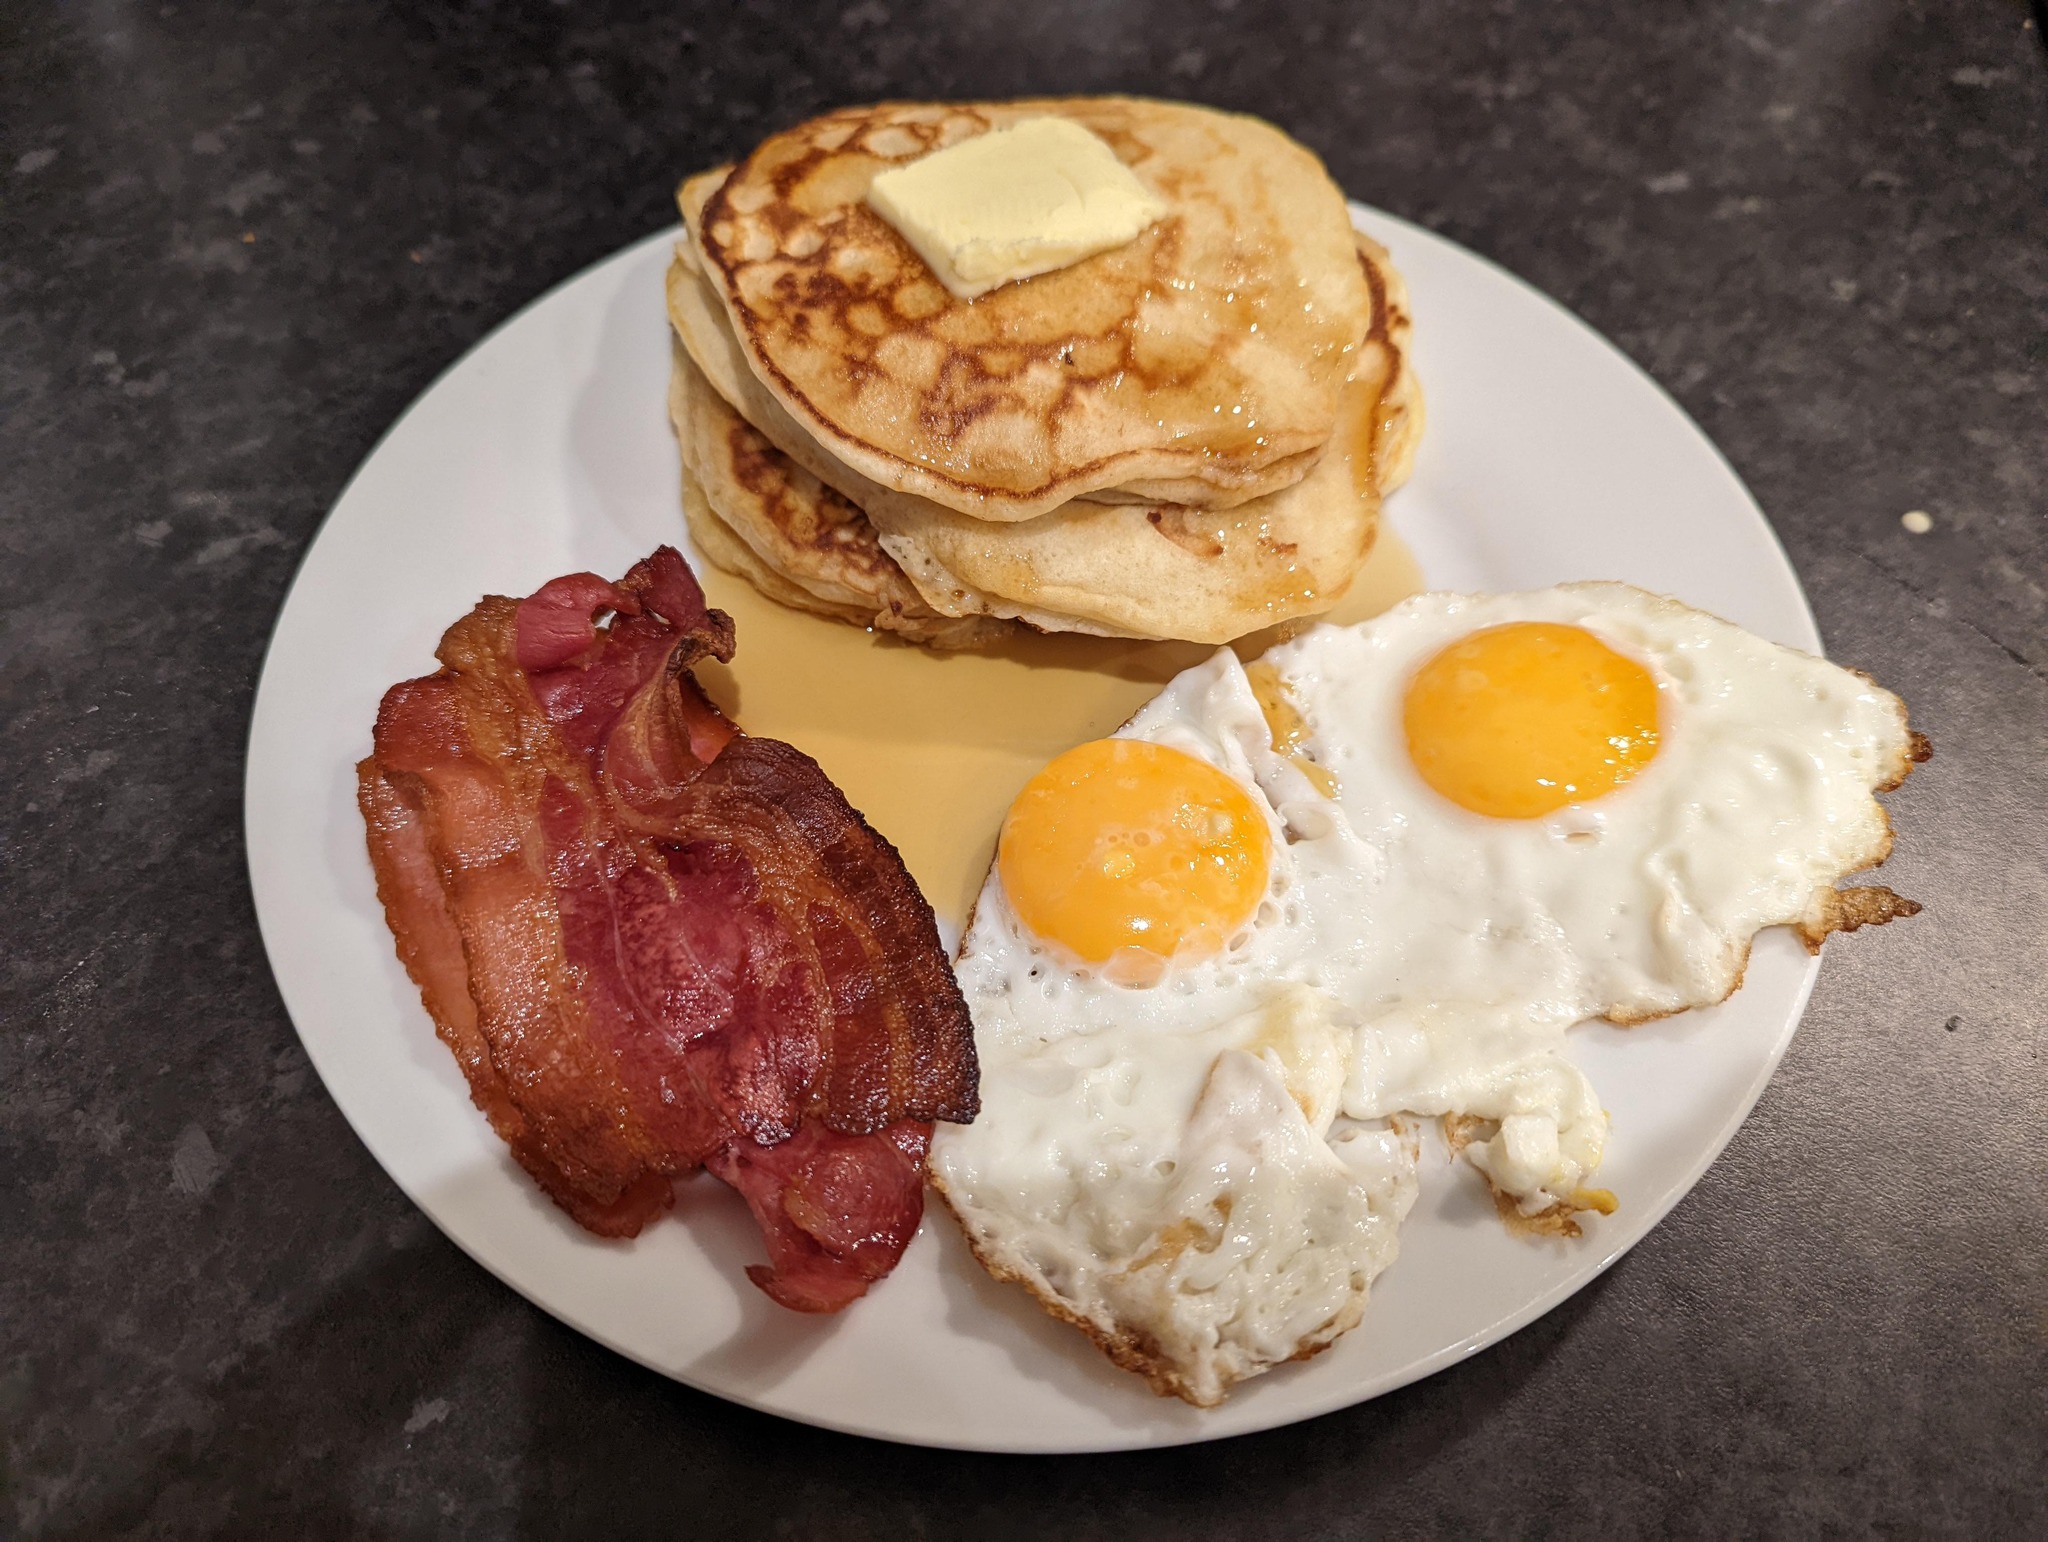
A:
685 99 1372 521
1356 231 1425 499
668 229 1421 643
669 229 1211 544
872 364 1388 643
668 341 1013 649
866 235 1420 641
667 232 940 531
679 465 860 620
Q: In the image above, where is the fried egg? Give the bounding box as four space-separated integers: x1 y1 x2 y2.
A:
932 583 1922 1405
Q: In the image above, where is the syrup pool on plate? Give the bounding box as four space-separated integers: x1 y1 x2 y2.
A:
694 528 1423 928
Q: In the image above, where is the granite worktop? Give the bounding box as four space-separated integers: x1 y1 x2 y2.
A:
3 2 2044 1535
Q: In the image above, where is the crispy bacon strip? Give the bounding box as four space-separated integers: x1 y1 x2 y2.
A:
358 547 977 1309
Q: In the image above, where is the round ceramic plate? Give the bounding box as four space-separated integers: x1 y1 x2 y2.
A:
246 208 1821 1453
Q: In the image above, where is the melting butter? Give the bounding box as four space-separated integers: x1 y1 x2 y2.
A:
864 117 1167 300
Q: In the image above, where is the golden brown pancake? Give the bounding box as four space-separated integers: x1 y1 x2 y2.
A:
684 99 1372 521
667 235 937 531
871 363 1388 643
1356 231 1425 498
668 229 1421 643
678 460 859 620
668 341 1013 649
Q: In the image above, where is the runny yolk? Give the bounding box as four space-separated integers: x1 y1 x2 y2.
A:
998 738 1271 968
1403 622 1661 818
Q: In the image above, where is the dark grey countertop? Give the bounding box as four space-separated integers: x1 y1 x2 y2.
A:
4 2 2045 1535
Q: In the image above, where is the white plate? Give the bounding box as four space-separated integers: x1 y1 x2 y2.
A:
246 208 1821 1453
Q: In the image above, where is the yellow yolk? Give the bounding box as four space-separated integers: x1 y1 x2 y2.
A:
1403 622 1661 818
998 738 1271 967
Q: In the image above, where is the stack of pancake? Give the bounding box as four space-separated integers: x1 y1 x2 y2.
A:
666 97 1423 649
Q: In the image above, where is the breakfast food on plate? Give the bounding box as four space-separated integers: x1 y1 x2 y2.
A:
665 97 1424 645
355 98 1915 1403
931 584 1928 1404
669 343 1012 648
357 546 979 1310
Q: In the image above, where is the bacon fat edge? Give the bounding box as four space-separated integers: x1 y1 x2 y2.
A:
357 546 978 1311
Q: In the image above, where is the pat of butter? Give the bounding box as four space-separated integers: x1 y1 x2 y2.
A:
864 117 1168 300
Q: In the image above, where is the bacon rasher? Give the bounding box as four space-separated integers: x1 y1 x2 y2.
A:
357 547 977 1311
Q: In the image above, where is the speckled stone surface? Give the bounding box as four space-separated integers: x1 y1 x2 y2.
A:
3 1 2044 1535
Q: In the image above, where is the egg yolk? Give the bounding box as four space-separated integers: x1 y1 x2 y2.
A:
1403 622 1661 818
998 738 1271 967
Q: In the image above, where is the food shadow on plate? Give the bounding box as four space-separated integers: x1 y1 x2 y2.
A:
924 1204 1211 1427
402 1091 854 1391
668 1175 852 1391
1407 1126 1518 1235
412 1144 657 1262
411 1145 851 1397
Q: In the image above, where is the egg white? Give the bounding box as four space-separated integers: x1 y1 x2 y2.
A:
933 582 1917 1405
